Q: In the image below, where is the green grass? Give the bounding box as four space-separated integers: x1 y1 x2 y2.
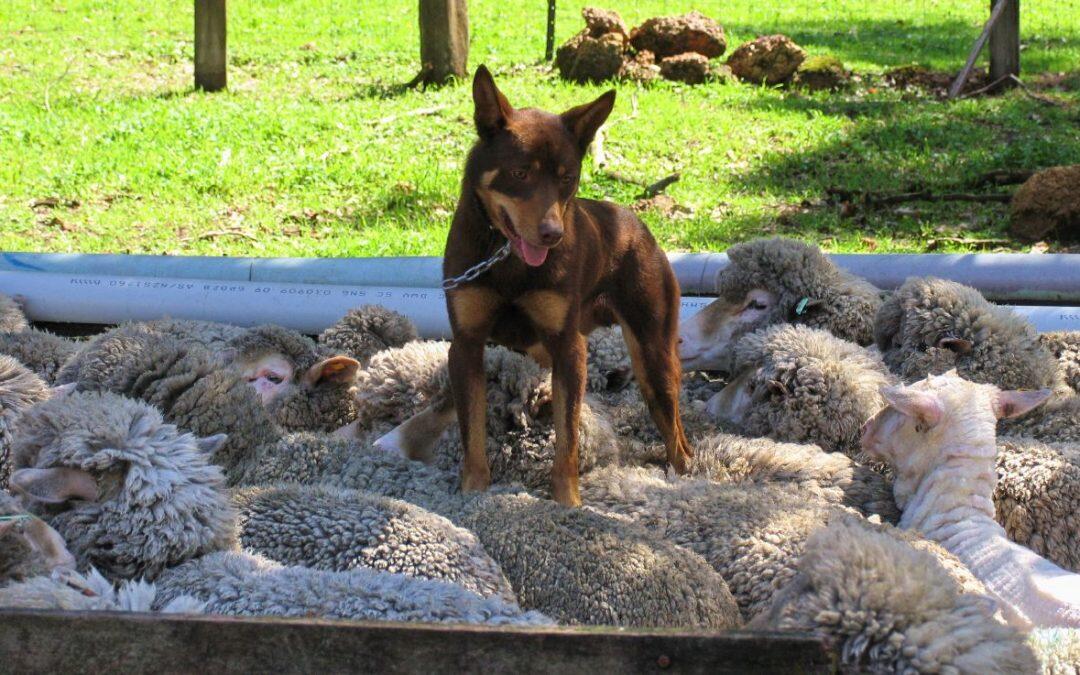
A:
1 0 1078 257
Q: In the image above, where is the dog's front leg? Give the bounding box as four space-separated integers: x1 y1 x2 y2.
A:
447 287 500 493
547 330 587 507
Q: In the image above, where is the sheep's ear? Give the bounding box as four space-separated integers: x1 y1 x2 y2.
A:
936 337 973 355
23 517 77 570
767 379 790 396
50 383 77 398
606 366 634 392
473 65 514 139
881 385 944 429
561 89 616 153
10 467 99 504
303 356 360 388
196 433 228 456
993 389 1052 419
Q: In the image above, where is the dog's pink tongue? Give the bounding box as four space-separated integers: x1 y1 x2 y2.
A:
516 239 549 267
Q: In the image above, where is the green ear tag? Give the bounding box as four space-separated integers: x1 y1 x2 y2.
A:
795 297 810 316
0 514 32 523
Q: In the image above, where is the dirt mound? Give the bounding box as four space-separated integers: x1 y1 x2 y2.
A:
726 35 806 85
628 11 727 59
1010 165 1080 242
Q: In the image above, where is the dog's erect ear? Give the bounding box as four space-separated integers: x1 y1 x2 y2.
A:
561 90 616 152
473 65 514 139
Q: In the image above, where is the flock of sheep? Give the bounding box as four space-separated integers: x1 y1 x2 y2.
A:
1 237 1079 672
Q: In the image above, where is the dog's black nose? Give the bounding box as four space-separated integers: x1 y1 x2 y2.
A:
538 221 563 246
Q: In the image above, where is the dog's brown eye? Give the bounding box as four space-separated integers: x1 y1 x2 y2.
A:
560 174 576 185
511 168 528 180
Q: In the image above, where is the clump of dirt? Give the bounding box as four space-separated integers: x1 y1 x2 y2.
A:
556 8 729 86
726 34 806 85
792 55 850 92
1010 165 1080 242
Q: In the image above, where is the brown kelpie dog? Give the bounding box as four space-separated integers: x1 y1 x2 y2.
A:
381 66 692 506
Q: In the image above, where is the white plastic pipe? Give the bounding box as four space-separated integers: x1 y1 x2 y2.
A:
4 251 1080 303
0 271 713 339
1 270 1077 337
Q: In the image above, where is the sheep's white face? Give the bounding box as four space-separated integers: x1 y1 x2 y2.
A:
679 288 776 372
860 372 1051 483
241 354 296 405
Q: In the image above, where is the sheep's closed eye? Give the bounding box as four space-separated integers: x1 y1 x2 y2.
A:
746 299 768 311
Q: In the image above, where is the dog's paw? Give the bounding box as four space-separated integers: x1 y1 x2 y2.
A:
373 426 408 458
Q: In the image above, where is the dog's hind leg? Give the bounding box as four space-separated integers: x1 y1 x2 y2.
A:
613 285 693 474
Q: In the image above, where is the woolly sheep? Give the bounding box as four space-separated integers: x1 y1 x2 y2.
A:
997 437 1080 573
0 293 29 333
708 324 894 457
0 330 80 384
152 550 549 626
11 390 238 579
9 391 546 626
232 483 516 602
1041 331 1080 394
0 491 77 584
690 432 899 523
678 237 883 373
874 276 1080 443
861 371 1080 628
580 463 852 619
237 433 742 629
754 516 1038 673
226 324 360 432
874 276 1061 392
317 304 419 366
0 568 205 614
706 319 1080 570
0 356 51 485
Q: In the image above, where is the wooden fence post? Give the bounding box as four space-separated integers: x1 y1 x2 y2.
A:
545 0 557 61
989 0 1020 83
194 0 227 91
418 0 469 85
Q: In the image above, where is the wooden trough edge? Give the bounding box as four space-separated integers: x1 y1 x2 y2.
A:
0 609 837 674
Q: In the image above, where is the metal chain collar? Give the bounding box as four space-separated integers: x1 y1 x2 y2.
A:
441 241 512 291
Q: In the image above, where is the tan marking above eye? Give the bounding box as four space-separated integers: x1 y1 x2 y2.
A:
557 166 566 176
532 159 540 170
479 169 499 187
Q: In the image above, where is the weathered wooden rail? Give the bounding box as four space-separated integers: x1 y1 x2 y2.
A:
0 610 836 674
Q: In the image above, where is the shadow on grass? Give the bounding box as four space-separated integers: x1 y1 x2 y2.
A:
734 93 1080 197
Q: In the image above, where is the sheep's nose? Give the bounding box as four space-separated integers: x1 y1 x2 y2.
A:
538 220 563 246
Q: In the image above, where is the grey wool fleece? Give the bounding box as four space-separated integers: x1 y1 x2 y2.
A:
153 550 550 626
317 304 419 366
11 391 547 627
233 483 517 602
12 390 238 580
0 355 50 486
708 237 883 371
726 324 895 457
237 432 742 630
